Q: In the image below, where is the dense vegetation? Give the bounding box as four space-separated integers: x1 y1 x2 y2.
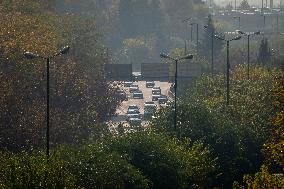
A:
0 0 119 152
151 65 284 188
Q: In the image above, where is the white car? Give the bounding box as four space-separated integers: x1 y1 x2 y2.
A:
146 81 155 88
124 81 133 87
127 114 142 125
152 89 161 95
158 95 168 104
128 104 139 111
133 91 143 99
127 109 139 115
152 94 160 101
129 83 139 93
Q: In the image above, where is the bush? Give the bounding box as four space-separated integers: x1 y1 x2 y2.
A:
103 131 217 189
55 145 150 189
151 65 283 187
0 151 77 189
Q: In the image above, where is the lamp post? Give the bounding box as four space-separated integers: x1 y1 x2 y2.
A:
183 18 199 54
190 23 199 54
214 35 241 105
237 30 261 79
204 25 214 74
160 53 193 136
24 46 70 158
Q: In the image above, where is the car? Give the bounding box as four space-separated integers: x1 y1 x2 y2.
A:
158 95 168 104
152 94 160 101
144 110 154 119
152 88 161 95
146 81 155 88
144 101 155 106
144 102 156 119
127 109 139 115
133 91 143 99
132 72 141 81
129 84 139 93
153 86 161 91
130 83 138 87
144 101 156 110
128 104 139 111
127 114 142 125
116 90 126 100
124 81 133 87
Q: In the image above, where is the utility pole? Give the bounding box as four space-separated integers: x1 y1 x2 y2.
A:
160 53 193 137
211 30 214 74
237 30 260 80
24 46 70 159
215 35 242 105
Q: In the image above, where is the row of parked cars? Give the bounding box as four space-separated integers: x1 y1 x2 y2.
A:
126 100 157 125
146 81 168 104
124 81 144 99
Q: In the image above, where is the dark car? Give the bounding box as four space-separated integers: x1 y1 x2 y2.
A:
146 81 155 88
158 95 168 104
116 90 126 101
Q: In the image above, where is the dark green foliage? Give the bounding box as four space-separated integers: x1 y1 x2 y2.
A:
0 0 119 152
258 38 271 65
201 14 224 61
0 131 218 189
151 65 282 187
55 145 150 189
103 131 217 189
0 151 77 189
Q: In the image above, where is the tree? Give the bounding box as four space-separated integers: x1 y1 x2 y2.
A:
0 1 119 152
151 65 283 187
104 131 217 188
201 14 224 61
233 76 284 189
239 0 250 10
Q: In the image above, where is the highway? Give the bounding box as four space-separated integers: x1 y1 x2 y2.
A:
109 81 172 133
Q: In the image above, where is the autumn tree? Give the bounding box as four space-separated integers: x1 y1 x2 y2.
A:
0 0 119 152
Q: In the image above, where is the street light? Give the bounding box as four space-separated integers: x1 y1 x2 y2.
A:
182 18 193 42
190 22 199 54
204 25 214 74
214 35 241 105
24 46 70 158
236 30 261 79
183 18 199 54
160 53 193 136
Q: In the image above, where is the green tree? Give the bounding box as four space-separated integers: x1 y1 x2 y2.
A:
0 0 119 152
201 14 224 61
233 76 284 189
258 37 271 65
104 131 217 188
239 0 250 10
151 65 283 187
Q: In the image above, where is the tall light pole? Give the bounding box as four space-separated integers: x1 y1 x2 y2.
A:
24 46 70 158
237 30 261 80
215 35 241 105
160 53 193 136
204 25 214 74
190 22 199 54
182 18 199 54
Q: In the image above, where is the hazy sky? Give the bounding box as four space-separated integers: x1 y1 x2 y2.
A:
213 0 282 7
